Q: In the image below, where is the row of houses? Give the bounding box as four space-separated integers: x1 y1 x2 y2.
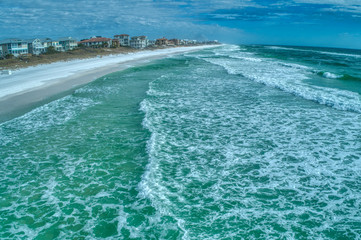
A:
1 34 218 58
78 35 198 49
0 37 78 58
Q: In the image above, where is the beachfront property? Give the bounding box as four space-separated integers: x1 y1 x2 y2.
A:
59 37 77 51
130 36 149 49
41 38 53 49
50 40 64 52
168 39 180 46
179 39 196 45
148 40 156 46
156 37 168 46
0 39 29 57
0 33 219 59
114 34 130 47
111 38 120 48
78 36 112 48
27 38 46 55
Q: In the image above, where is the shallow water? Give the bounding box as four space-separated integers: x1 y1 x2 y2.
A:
1 45 361 239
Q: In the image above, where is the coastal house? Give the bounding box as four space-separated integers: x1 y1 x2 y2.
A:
78 37 112 48
130 36 148 49
41 38 53 49
0 39 29 57
27 38 46 55
114 34 130 47
58 37 77 51
41 38 64 52
155 37 168 46
148 40 156 46
180 39 194 45
179 39 186 45
168 39 180 46
0 47 3 58
111 39 120 48
50 40 64 52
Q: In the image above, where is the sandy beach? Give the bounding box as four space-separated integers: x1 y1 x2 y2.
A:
0 45 215 122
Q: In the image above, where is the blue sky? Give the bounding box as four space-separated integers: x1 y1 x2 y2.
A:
1 0 361 49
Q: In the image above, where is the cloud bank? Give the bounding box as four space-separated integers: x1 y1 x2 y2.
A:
0 0 360 48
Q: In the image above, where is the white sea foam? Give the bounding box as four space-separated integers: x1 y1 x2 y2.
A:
321 71 343 79
137 55 361 238
278 62 312 70
0 45 216 100
266 45 361 58
201 46 361 113
2 44 360 239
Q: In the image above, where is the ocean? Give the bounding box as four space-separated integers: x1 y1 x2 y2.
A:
1 44 361 239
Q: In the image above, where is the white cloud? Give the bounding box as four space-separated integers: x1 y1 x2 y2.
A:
293 0 361 5
0 0 249 41
293 0 361 14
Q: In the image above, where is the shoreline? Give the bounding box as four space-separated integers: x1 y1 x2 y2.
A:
0 45 218 123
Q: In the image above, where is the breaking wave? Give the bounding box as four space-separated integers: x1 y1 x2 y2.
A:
197 46 361 113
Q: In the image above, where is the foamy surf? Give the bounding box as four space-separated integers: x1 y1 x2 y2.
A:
1 45 361 239
197 45 361 113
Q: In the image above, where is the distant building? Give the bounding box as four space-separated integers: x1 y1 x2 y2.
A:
114 34 130 46
41 38 53 49
0 39 29 57
27 38 46 55
0 47 3 58
130 36 148 49
155 37 168 46
148 40 156 46
111 38 120 48
58 37 77 51
78 37 112 48
168 39 180 46
50 40 64 52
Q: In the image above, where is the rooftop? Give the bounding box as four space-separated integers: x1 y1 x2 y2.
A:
0 38 27 44
58 37 77 42
78 37 112 43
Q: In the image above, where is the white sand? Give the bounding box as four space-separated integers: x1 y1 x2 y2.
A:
0 45 216 121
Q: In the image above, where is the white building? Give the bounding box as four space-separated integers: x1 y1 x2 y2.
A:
50 40 64 52
130 36 148 49
58 37 77 51
27 38 46 55
148 40 156 46
114 34 130 46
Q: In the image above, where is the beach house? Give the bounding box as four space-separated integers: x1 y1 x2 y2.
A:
130 36 149 49
155 37 168 46
40 38 64 52
78 37 112 48
114 34 130 47
41 38 53 49
50 40 64 52
0 39 29 57
111 38 120 48
27 38 46 55
58 37 77 51
168 39 180 46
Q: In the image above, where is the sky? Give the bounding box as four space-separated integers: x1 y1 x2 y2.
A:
1 0 361 49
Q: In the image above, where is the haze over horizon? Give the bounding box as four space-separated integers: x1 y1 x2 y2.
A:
1 0 361 49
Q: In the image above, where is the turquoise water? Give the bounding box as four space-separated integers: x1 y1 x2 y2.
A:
1 45 361 239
